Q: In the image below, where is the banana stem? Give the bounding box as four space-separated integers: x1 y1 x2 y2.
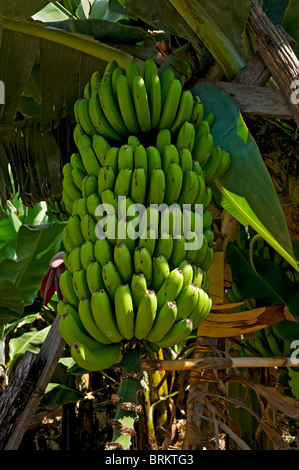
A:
106 345 144 450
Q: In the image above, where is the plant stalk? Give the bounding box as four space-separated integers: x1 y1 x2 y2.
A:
106 345 144 450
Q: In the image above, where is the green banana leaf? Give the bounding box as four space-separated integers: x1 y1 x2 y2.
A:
191 81 298 272
42 383 84 405
0 222 64 307
7 325 51 374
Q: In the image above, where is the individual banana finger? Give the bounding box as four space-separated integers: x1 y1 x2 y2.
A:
154 318 193 349
134 246 153 286
71 341 123 371
59 270 79 308
113 242 134 284
78 297 112 344
131 272 147 310
91 289 124 343
156 267 184 310
114 284 135 340
102 260 123 302
146 300 177 344
152 254 170 293
86 260 105 294
134 289 158 340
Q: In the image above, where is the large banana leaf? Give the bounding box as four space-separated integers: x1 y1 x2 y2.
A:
0 222 64 307
191 81 298 271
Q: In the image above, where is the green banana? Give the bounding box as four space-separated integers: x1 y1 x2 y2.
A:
202 146 222 184
152 254 170 292
203 209 213 231
114 242 134 284
102 260 123 301
194 234 208 266
156 128 172 157
175 283 199 321
126 60 141 88
91 289 124 343
200 246 214 272
73 123 86 148
134 145 148 181
63 173 82 202
178 259 194 286
158 78 182 130
98 165 116 197
154 318 193 348
146 146 162 180
134 246 153 285
59 310 101 351
164 163 183 205
156 267 184 310
191 96 204 129
192 174 206 209
177 170 200 206
114 167 133 197
147 168 165 205
62 224 76 253
163 144 180 174
59 270 79 308
116 217 137 255
160 67 175 107
193 132 214 167
80 240 95 270
127 135 140 151
76 98 97 136
92 134 111 166
77 197 88 219
134 289 158 340
78 297 112 344
86 260 105 294
71 341 123 372
114 284 135 340
71 167 86 192
144 59 158 91
118 143 134 172
192 265 204 288
88 77 122 141
130 166 147 205
68 214 85 247
132 75 152 133
99 75 128 136
78 141 101 177
154 233 173 260
202 187 213 211
70 152 86 173
204 112 216 129
103 146 119 174
94 237 113 267
116 74 140 134
86 193 103 221
138 227 157 257
170 90 194 134
179 148 193 173
111 66 124 97
148 71 161 129
213 149 232 180
101 188 118 218
204 229 215 246
188 288 211 329
131 272 147 310
175 121 195 153
82 174 98 198
73 269 91 301
81 214 98 243
170 235 187 269
146 301 177 344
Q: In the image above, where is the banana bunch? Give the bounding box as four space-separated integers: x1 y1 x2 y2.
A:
57 59 230 372
235 225 298 282
46 196 69 222
237 326 291 358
